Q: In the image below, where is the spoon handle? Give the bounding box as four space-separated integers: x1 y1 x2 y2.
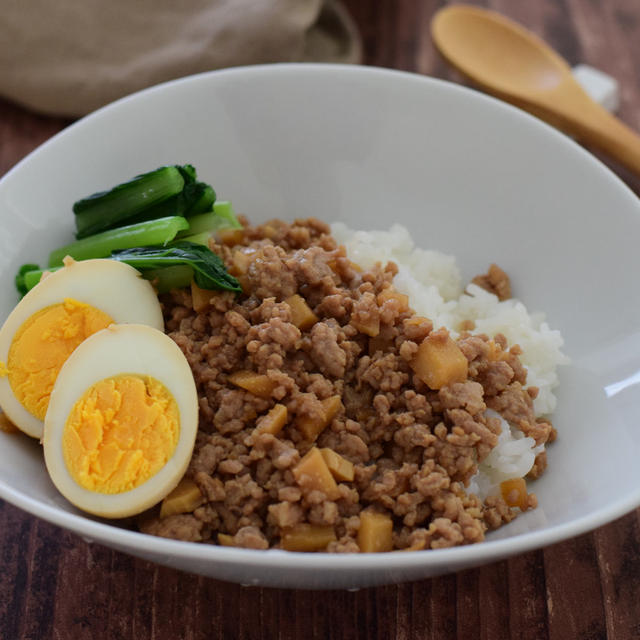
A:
543 85 640 177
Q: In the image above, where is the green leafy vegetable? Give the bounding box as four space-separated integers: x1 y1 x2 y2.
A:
15 263 40 296
183 182 216 216
18 262 197 296
15 164 241 298
49 216 189 267
23 268 45 291
111 241 241 292
140 265 194 293
73 165 188 239
177 200 242 238
208 200 242 229
177 164 197 182
124 181 216 226
178 231 212 246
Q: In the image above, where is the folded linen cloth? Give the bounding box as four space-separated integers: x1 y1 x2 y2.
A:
0 0 361 117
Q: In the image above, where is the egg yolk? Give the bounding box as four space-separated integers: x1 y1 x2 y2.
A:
6 299 113 420
62 374 180 494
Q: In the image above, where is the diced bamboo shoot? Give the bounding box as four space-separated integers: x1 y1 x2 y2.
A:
500 477 529 510
319 448 354 482
377 289 409 312
326 250 361 275
322 395 343 420
410 329 468 390
218 533 235 546
285 294 318 330
216 228 244 246
297 395 343 441
191 281 213 312
230 249 254 276
237 275 251 294
292 447 340 499
404 316 431 327
401 539 427 552
403 316 433 341
487 339 509 362
256 404 288 435
352 315 380 338
229 247 256 276
281 524 336 551
228 370 275 398
160 479 204 519
357 511 393 553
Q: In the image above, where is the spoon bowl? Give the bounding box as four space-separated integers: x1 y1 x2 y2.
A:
433 6 568 95
432 5 640 176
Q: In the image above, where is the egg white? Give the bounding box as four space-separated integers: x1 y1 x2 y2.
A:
43 323 198 519
0 259 164 439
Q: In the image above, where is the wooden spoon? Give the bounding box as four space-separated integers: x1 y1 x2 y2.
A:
431 5 640 176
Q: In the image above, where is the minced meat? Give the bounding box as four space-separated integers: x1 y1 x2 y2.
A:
138 218 554 552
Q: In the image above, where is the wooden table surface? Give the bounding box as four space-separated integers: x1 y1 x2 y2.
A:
1 1 640 638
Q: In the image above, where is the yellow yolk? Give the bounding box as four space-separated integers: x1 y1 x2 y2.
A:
7 299 113 420
62 374 180 494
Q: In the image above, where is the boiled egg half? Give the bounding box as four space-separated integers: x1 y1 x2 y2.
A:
0 259 164 439
43 323 198 518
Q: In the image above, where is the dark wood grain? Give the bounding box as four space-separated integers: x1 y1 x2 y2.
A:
1 1 640 638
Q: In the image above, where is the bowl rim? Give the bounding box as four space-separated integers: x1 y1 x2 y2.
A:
1 62 639 577
3 476 639 572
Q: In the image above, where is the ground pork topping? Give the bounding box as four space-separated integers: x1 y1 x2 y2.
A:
138 218 554 552
471 263 512 301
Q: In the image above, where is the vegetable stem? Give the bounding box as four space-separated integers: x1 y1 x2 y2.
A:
177 201 242 238
179 231 211 246
15 263 41 296
49 216 189 267
141 265 194 293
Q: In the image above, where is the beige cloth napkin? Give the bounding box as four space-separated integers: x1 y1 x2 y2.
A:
0 0 361 117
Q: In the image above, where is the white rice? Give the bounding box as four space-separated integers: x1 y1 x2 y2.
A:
467 411 545 498
332 222 569 498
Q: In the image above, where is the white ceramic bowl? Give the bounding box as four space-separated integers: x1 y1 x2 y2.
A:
1 64 639 589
